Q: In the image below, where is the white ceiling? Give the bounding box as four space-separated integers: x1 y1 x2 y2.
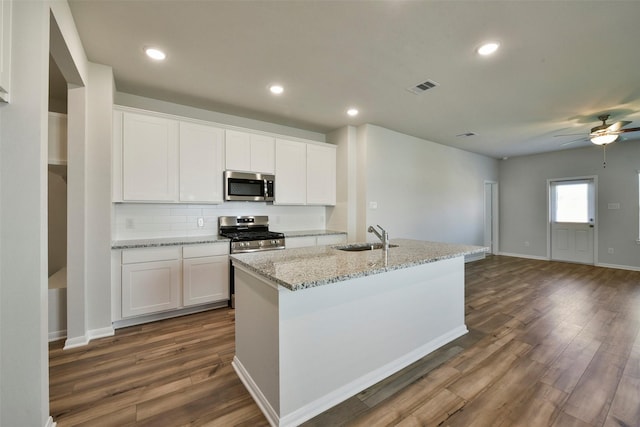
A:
67 0 640 158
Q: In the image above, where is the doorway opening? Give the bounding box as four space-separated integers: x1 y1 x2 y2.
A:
548 177 596 264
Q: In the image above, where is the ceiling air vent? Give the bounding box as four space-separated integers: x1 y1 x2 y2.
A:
407 79 439 95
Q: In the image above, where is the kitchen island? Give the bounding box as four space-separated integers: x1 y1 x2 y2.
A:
230 239 486 427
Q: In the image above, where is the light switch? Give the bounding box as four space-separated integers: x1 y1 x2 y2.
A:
608 203 620 210
369 201 378 210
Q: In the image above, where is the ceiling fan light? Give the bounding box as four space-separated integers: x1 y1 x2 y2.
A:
590 133 618 145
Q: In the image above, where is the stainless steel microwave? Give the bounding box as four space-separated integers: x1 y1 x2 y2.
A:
224 171 275 202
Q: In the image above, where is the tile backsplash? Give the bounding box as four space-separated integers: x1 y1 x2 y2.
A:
113 202 327 240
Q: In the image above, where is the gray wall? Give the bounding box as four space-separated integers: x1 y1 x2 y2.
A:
499 141 640 269
357 125 499 245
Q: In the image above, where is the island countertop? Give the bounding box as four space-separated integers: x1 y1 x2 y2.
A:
231 238 487 291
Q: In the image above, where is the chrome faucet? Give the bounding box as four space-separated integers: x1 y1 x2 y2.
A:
368 224 389 251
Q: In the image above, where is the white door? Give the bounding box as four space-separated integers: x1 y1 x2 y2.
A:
550 179 595 264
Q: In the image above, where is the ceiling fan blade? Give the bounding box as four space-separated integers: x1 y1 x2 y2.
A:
606 120 632 132
560 137 587 146
554 133 585 137
617 126 640 133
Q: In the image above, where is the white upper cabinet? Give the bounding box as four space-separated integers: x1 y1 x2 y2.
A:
179 122 224 203
225 130 275 173
122 112 179 201
0 0 12 102
275 138 307 205
113 107 337 205
306 143 336 205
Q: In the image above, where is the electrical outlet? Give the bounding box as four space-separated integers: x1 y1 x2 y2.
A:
524 241 530 247
608 248 614 254
126 218 134 229
197 217 205 228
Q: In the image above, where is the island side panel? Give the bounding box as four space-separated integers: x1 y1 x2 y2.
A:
278 256 467 423
233 267 281 421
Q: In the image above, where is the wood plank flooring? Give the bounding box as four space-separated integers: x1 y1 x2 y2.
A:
49 256 640 426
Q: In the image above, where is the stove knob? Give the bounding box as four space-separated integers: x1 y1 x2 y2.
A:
271 240 276 245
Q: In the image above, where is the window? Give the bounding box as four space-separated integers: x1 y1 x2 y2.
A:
553 181 590 223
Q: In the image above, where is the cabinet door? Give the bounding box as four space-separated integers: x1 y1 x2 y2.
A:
183 255 229 306
275 139 307 205
0 0 11 102
122 112 179 201
226 130 275 174
250 134 275 174
225 130 251 172
306 143 336 205
179 122 224 203
122 260 180 317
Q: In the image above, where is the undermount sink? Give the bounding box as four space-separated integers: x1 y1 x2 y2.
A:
335 243 399 252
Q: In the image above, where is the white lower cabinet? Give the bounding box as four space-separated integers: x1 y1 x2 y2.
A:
182 244 229 307
120 243 229 320
122 259 181 318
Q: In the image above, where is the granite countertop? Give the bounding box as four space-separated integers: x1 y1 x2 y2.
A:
111 229 346 249
281 229 347 238
231 238 488 291
111 235 229 250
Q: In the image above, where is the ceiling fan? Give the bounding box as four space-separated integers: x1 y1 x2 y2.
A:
557 114 640 146
555 114 640 167
588 114 640 145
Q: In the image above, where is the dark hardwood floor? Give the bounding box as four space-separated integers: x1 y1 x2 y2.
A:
49 256 640 426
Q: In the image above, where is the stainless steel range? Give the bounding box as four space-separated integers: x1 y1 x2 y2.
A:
219 215 285 307
219 215 285 254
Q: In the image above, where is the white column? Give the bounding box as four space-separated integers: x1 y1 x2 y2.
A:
0 1 52 425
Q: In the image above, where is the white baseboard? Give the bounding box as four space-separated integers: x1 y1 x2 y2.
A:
232 357 279 427
596 262 640 272
497 252 549 261
112 301 227 329
89 326 115 340
63 326 115 349
497 253 640 272
45 415 56 427
234 325 468 427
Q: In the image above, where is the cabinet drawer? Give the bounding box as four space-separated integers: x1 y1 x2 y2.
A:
183 243 229 258
122 247 181 264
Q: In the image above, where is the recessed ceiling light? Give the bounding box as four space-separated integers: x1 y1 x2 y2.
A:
144 47 166 61
269 84 284 95
347 108 359 117
477 42 500 56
